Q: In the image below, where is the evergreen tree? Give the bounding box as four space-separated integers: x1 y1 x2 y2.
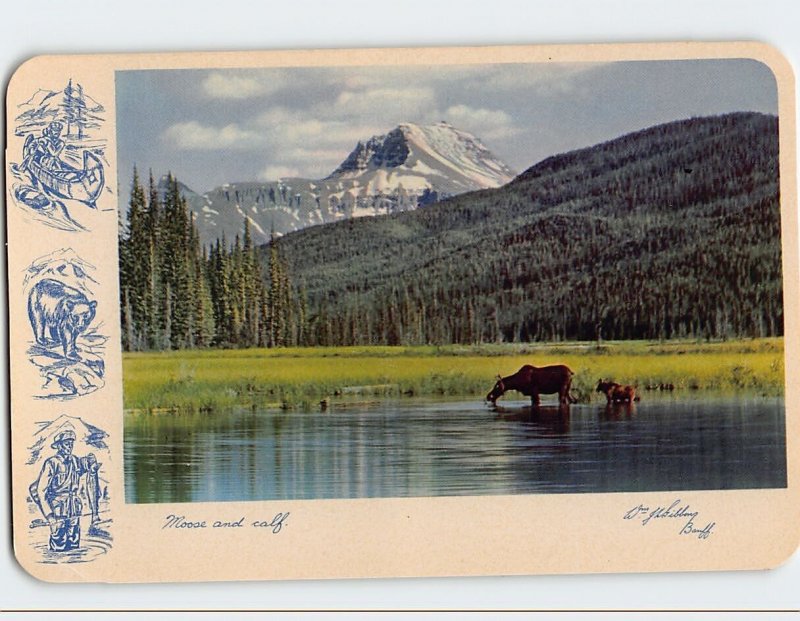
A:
119 167 150 350
267 228 286 347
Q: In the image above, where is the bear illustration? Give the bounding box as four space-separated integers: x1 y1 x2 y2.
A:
28 278 97 360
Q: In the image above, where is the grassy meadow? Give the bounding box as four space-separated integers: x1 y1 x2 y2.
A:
122 338 785 413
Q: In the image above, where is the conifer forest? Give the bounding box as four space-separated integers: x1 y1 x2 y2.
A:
119 171 294 350
118 112 783 351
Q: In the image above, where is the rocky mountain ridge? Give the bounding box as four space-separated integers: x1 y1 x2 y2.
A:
162 121 515 245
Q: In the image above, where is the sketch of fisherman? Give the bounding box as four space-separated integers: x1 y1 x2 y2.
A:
28 429 100 552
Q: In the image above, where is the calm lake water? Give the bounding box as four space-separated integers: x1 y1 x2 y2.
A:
124 396 786 504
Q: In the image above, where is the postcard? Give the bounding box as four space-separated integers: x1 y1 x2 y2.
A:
6 41 799 583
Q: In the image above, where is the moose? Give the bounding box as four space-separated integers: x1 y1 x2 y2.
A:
595 380 640 404
486 364 576 407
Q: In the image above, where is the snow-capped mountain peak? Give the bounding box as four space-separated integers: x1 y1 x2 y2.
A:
326 121 514 193
147 121 516 246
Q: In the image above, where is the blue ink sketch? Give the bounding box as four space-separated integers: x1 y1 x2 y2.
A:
29 280 98 360
24 249 106 399
27 415 112 563
10 80 109 231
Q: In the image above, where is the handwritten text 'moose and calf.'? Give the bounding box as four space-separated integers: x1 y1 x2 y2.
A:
162 513 289 534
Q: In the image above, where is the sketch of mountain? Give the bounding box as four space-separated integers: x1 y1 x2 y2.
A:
23 248 99 295
15 79 105 142
27 414 110 466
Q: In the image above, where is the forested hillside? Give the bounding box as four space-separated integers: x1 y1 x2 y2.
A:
119 112 782 351
271 112 782 346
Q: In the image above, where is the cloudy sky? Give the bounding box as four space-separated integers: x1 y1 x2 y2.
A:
116 59 777 194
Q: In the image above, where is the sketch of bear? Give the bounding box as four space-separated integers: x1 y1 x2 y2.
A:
28 279 97 360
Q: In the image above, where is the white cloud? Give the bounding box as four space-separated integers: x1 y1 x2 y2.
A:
259 165 301 181
164 67 553 172
442 104 518 141
282 119 328 140
342 74 376 89
256 106 298 125
163 121 259 150
286 146 349 162
272 147 350 179
445 104 512 128
202 71 287 99
324 64 601 103
481 63 604 96
328 65 487 93
332 87 435 120
304 122 384 146
257 106 383 147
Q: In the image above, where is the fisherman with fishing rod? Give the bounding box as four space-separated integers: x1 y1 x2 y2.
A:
29 429 100 552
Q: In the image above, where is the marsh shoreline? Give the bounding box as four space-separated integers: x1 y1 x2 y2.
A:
122 338 785 414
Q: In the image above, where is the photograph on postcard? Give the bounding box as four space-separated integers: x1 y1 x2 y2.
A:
114 58 786 505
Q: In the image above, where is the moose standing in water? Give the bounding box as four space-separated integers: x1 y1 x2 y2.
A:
486 364 576 407
595 379 640 404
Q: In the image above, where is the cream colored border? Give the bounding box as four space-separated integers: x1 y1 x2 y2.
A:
6 41 798 583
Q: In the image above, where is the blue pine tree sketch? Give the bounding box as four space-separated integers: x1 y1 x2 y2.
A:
9 79 109 231
25 249 107 399
27 415 112 564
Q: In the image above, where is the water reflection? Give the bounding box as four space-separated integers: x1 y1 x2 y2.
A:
494 404 571 435
124 396 786 504
598 402 637 421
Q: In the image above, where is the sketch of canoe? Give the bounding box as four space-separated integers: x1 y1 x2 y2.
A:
22 134 104 207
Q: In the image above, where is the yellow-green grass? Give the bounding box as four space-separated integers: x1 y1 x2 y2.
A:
123 338 784 413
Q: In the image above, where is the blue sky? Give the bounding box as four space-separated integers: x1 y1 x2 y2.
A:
116 58 777 194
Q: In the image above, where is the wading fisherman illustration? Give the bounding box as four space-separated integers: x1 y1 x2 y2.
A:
28 429 100 552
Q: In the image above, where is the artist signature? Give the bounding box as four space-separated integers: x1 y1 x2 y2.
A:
623 499 715 540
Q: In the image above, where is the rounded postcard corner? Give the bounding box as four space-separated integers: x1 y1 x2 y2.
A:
735 41 796 88
11 536 60 585
6 55 57 104
767 522 800 572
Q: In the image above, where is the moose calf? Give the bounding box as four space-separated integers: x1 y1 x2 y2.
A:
595 379 639 404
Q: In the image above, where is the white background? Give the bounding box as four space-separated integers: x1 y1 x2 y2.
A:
2 0 799 615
